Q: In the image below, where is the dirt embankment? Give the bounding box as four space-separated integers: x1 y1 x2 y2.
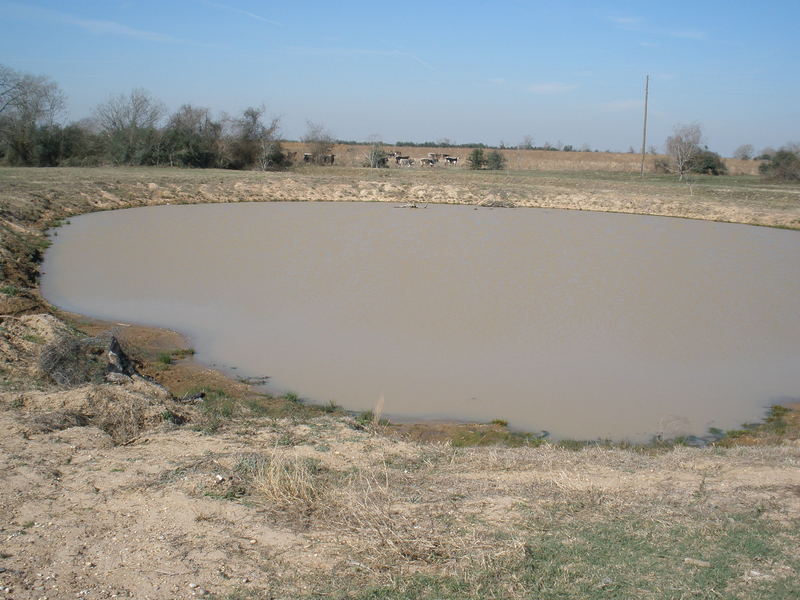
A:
1 166 800 598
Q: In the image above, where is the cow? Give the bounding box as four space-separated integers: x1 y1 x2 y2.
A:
304 153 335 165
394 155 410 165
419 157 435 167
398 158 414 167
444 156 459 165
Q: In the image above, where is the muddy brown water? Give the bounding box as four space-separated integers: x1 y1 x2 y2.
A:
40 202 800 441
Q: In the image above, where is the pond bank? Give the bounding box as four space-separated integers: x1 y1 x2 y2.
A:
3 166 800 445
2 166 800 598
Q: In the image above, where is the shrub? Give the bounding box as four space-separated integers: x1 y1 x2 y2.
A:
690 149 727 175
485 150 507 170
653 158 671 173
363 141 388 168
759 148 800 181
261 140 291 170
38 335 106 386
467 148 486 170
733 144 754 160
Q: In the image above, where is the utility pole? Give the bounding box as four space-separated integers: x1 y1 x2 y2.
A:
640 74 649 177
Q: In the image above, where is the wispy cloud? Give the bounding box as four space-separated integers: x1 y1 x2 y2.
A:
64 16 182 42
287 46 434 70
609 16 643 29
203 1 284 27
527 82 577 94
608 15 706 42
1 2 185 43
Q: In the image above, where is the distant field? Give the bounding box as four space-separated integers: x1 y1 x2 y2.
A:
282 141 762 175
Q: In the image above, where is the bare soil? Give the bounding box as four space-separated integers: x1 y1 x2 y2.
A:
1 164 799 598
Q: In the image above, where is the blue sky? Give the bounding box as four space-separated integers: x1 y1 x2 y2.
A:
1 0 797 155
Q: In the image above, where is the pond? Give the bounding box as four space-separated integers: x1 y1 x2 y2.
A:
40 202 800 441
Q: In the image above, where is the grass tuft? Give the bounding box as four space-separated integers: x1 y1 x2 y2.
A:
237 451 325 508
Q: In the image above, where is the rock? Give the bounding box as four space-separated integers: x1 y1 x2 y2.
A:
105 372 131 384
684 435 718 448
106 337 136 376
683 557 711 568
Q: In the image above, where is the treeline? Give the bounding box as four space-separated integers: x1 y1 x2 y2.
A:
2 63 799 180
0 78 293 169
0 65 329 169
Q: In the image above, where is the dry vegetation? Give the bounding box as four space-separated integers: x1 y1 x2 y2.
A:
1 159 800 598
283 142 763 175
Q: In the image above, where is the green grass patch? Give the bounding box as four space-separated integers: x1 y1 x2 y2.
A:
354 410 390 428
170 348 195 359
450 428 546 448
324 512 799 600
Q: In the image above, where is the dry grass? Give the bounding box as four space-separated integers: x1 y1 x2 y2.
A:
237 450 325 508
1 163 799 598
282 141 762 175
208 437 800 598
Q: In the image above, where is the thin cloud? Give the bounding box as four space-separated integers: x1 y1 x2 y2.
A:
287 46 434 70
64 16 183 42
527 82 577 94
608 15 706 42
1 2 185 43
204 1 284 27
609 16 643 29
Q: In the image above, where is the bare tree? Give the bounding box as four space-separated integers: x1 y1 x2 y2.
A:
733 144 754 160
518 135 534 150
665 123 703 181
363 134 387 168
302 121 334 164
0 63 65 164
95 88 164 134
224 105 284 170
0 64 24 116
94 89 165 164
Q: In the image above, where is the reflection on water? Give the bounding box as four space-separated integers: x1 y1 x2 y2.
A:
40 202 800 440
